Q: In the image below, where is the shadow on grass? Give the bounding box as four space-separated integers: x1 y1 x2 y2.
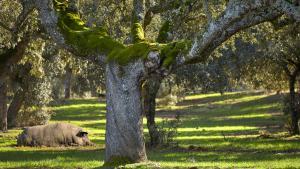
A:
0 148 104 162
54 98 104 106
82 122 106 129
158 94 284 130
147 148 300 163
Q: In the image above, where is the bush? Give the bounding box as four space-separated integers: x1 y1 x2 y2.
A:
16 107 53 127
146 113 181 147
157 76 185 106
17 76 53 127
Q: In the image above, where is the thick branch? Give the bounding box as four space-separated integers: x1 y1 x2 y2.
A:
33 0 65 45
185 0 279 64
31 0 115 62
132 0 146 43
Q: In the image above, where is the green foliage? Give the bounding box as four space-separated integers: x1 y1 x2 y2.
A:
16 107 52 126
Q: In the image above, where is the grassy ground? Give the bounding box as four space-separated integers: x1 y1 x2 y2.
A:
0 92 300 169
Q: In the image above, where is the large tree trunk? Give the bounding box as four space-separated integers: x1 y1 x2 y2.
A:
289 75 300 135
104 61 147 166
143 75 162 147
0 76 8 132
64 65 72 99
7 89 25 128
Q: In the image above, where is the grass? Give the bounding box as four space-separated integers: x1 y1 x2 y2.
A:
0 91 300 168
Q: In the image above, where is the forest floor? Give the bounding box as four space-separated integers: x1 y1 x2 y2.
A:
0 91 300 169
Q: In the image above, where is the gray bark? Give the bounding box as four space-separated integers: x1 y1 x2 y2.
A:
104 61 147 165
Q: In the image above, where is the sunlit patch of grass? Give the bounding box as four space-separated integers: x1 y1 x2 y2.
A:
0 92 300 168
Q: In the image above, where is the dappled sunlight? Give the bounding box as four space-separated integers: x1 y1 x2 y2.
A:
1 92 300 168
177 126 258 132
213 113 272 121
51 103 105 111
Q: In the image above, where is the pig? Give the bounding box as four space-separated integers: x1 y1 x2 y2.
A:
17 123 94 147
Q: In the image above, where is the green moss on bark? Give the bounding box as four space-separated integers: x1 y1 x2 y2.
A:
53 0 124 55
161 40 191 67
157 21 171 43
108 42 163 65
53 0 190 67
132 23 145 43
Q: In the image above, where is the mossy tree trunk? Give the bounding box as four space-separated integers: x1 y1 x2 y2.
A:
104 61 147 166
143 75 162 147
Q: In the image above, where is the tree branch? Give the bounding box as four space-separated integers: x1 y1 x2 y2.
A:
132 0 146 43
32 0 65 45
184 0 281 64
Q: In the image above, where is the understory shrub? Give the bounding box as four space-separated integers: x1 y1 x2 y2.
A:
16 107 53 126
146 113 181 147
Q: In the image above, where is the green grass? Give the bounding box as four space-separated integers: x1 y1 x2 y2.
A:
0 91 300 168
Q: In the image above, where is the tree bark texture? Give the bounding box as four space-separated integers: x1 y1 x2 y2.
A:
104 61 147 166
0 76 8 132
143 75 162 147
7 89 25 128
289 75 300 135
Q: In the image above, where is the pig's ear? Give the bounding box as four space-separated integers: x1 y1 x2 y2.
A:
76 131 88 137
